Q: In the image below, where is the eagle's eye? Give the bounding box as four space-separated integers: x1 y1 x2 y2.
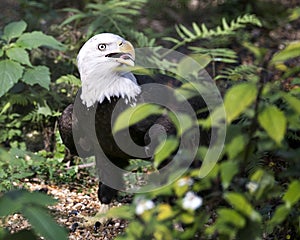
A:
98 44 106 51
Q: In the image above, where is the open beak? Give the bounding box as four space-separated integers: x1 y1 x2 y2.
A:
105 40 135 66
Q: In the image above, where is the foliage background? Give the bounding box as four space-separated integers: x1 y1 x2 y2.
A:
0 0 300 239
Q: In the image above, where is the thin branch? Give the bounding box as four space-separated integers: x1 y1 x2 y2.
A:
65 162 95 170
243 52 273 164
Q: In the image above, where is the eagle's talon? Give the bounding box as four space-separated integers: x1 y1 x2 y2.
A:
98 183 118 204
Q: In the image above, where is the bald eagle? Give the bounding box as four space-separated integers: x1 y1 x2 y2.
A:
58 33 206 204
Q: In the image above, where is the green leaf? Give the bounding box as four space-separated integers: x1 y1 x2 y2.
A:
190 53 211 68
37 101 52 116
163 37 179 44
2 229 37 240
267 204 291 233
175 25 186 40
206 208 243 238
250 169 275 200
289 6 300 21
22 66 50 89
180 212 195 224
258 105 287 145
177 54 209 77
60 12 87 26
222 18 230 30
154 138 178 168
6 47 32 66
23 191 57 207
201 23 209 35
224 192 261 222
174 179 190 197
103 205 134 219
236 220 262 240
243 42 267 63
226 134 247 159
22 205 68 240
56 74 81 86
271 41 300 64
125 221 144 238
0 190 56 217
192 22 201 35
217 208 246 228
0 190 23 216
168 112 194 136
283 180 300 208
2 20 27 42
220 161 239 189
0 60 24 97
179 24 196 39
157 204 175 221
206 224 235 239
113 103 163 133
126 159 152 171
224 83 257 123
283 93 300 114
16 31 65 50
154 224 173 240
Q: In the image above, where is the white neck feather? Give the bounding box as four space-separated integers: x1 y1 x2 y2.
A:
79 62 141 107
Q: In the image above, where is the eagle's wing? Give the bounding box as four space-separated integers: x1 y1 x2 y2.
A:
58 103 93 158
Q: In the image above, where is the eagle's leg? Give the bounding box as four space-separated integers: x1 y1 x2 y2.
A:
97 183 118 204
96 156 129 204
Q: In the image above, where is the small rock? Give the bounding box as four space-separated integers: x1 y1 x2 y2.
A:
69 210 79 216
35 187 48 193
94 221 101 232
70 222 79 232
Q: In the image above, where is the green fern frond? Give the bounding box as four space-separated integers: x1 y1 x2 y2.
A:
286 131 300 141
56 74 81 87
164 14 262 52
246 154 266 175
129 30 156 47
22 109 41 122
61 0 147 37
215 64 259 81
189 47 238 63
7 94 33 106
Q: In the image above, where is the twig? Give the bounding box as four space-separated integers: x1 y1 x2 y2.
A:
65 162 95 170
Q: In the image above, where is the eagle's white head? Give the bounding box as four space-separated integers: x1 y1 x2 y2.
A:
77 33 141 107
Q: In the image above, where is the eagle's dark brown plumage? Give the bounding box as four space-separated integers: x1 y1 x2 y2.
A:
58 33 207 204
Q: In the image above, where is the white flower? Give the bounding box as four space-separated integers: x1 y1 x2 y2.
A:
182 191 203 211
177 177 194 187
246 181 258 193
135 198 155 215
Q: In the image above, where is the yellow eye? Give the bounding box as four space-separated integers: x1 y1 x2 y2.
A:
98 44 106 51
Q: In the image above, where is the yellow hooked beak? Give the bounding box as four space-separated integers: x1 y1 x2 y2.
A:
115 40 135 66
